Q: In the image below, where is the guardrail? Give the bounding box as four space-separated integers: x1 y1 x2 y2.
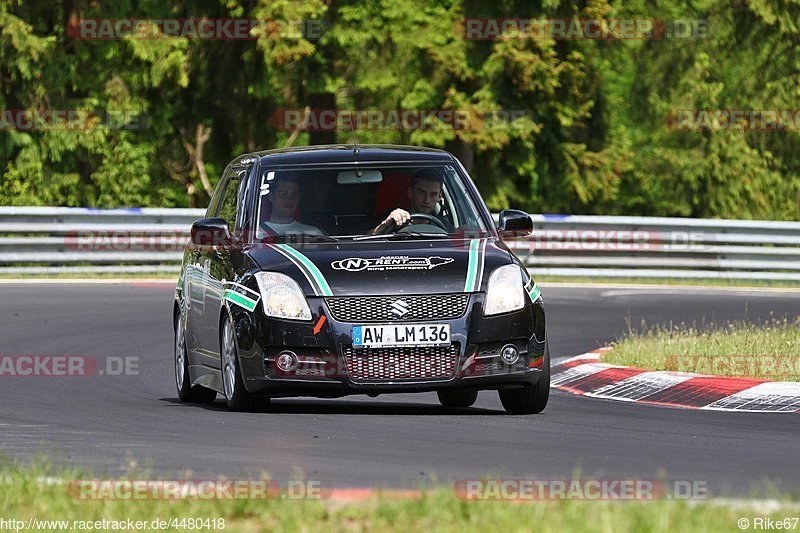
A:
0 207 201 275
508 215 800 281
1 207 799 280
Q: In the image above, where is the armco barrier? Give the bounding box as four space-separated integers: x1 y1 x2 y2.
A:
511 214 800 281
0 207 202 275
0 207 798 280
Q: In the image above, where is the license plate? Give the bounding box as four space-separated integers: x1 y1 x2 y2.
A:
352 324 450 348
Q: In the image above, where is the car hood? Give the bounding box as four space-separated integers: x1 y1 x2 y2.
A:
246 238 513 297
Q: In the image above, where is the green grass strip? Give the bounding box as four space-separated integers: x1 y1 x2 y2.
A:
605 318 800 381
1 461 798 533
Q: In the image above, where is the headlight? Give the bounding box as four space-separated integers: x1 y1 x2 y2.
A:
255 272 312 321
484 264 526 316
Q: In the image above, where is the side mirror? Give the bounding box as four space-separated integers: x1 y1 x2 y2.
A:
498 209 533 238
190 218 232 246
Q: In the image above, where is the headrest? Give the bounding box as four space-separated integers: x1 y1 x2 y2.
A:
375 174 412 215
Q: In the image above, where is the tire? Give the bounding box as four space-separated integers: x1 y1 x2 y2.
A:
175 311 217 403
437 389 479 408
220 315 269 412
498 343 550 415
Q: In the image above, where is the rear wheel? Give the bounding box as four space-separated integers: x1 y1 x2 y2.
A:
437 389 478 408
221 316 269 412
499 343 550 415
175 312 216 403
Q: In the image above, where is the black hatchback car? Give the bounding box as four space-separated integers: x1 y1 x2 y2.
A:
174 145 548 414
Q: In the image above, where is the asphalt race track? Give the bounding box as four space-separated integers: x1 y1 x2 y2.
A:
1 282 799 495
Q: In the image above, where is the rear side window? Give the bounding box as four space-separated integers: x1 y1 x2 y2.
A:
217 177 241 224
205 169 228 218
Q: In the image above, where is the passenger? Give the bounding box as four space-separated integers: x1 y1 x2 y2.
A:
260 176 324 236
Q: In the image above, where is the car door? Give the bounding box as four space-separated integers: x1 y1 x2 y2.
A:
184 171 228 359
195 164 252 367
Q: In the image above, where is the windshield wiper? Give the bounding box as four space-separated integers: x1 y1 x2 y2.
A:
295 234 339 243
261 234 339 244
353 232 450 241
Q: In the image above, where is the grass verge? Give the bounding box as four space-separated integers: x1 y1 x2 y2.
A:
605 318 800 380
1 462 797 533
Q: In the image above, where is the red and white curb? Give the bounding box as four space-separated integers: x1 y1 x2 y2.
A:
552 348 800 413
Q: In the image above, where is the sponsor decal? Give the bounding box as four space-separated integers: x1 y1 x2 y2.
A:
331 256 454 272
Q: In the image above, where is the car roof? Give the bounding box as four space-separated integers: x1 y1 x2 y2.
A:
234 144 454 167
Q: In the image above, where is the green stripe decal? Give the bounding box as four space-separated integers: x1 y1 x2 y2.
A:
464 239 481 292
275 244 333 297
224 289 257 311
528 284 541 302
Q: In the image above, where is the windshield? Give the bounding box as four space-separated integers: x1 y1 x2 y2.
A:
253 164 490 242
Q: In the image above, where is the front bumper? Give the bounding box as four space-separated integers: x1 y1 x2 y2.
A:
233 293 545 397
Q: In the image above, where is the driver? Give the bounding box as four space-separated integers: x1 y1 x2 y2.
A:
261 176 324 236
372 168 455 234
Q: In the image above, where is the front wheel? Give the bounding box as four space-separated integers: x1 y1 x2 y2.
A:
498 343 550 415
175 312 216 403
437 389 478 408
220 316 269 412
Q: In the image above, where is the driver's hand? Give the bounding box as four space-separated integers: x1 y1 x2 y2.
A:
384 208 411 227
372 208 412 235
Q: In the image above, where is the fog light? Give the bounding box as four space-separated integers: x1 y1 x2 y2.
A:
500 345 519 365
276 351 298 372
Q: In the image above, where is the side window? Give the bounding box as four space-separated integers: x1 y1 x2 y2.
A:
235 166 254 234
441 183 459 227
217 176 241 225
206 166 229 218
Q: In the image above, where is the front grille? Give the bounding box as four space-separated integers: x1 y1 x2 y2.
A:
343 344 459 382
326 294 470 323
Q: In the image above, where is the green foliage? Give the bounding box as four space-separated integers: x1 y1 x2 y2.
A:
0 0 797 219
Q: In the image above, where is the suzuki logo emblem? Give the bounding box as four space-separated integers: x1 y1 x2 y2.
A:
391 299 410 318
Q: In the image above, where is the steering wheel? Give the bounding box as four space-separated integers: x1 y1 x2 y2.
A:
377 212 448 234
